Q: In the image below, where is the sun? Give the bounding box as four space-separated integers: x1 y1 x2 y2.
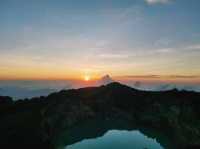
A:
84 75 90 81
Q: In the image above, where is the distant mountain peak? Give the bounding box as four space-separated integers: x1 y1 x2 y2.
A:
98 75 114 85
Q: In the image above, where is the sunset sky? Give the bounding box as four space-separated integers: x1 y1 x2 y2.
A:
0 0 200 81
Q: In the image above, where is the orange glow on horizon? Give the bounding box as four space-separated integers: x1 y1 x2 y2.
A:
0 71 200 84
84 75 91 81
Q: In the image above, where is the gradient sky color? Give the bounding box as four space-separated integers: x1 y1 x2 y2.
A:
0 0 200 80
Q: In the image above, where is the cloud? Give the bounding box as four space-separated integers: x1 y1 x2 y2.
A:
155 48 173 53
167 75 200 79
187 44 200 50
145 0 170 5
98 54 130 59
118 75 160 79
117 75 200 79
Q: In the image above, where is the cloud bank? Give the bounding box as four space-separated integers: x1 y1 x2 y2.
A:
145 0 170 4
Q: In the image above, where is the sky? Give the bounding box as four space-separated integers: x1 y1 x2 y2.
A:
0 0 200 81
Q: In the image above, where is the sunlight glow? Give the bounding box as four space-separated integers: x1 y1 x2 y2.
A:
84 75 91 81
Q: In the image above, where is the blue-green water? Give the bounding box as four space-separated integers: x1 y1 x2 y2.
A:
55 119 173 149
64 130 164 149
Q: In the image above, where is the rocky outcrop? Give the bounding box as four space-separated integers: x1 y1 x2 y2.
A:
0 82 200 149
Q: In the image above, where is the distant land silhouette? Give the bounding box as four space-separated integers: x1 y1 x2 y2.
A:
1 77 200 100
0 82 200 149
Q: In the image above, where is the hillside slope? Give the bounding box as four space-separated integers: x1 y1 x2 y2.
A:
0 82 199 149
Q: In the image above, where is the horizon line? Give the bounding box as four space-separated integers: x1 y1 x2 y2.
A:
0 74 200 81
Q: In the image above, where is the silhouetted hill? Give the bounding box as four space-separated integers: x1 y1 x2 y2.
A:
0 82 200 149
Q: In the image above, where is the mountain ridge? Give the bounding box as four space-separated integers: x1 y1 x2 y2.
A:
0 82 200 149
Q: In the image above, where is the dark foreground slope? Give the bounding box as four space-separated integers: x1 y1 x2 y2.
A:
0 82 200 149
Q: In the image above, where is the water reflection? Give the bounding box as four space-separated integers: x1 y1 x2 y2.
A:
65 130 164 149
55 119 173 149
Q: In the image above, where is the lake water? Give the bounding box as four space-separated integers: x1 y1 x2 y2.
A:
55 119 172 149
64 129 164 149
